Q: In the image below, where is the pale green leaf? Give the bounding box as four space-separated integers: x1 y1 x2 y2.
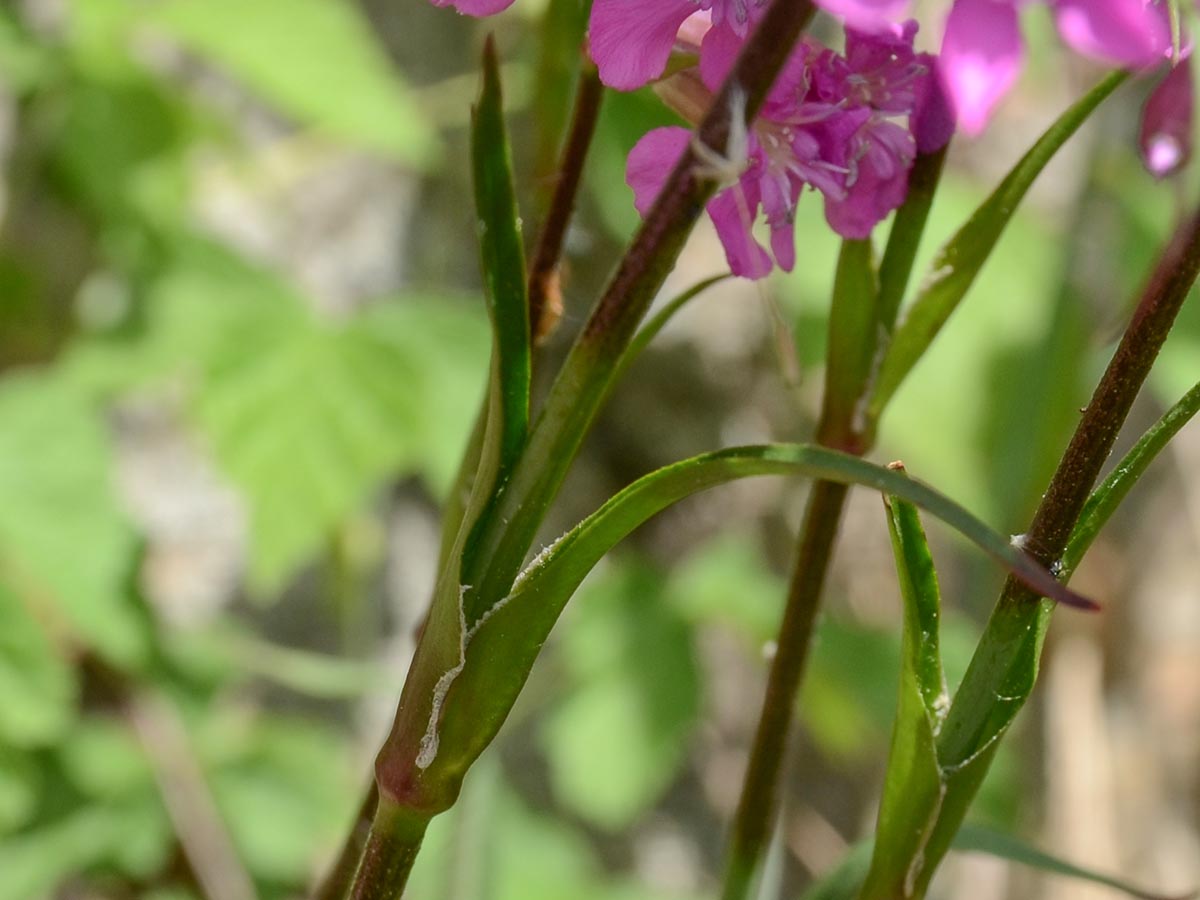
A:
543 563 699 830
0 583 76 746
0 375 144 665
150 0 437 165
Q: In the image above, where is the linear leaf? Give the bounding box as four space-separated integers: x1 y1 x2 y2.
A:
822 239 879 443
877 147 949 332
866 71 1126 421
471 37 531 483
955 824 1195 900
457 38 534 624
858 489 947 900
430 444 1092 779
799 828 1192 900
1063 378 1200 575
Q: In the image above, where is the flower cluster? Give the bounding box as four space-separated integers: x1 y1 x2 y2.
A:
431 0 1190 271
625 21 951 277
939 0 1170 134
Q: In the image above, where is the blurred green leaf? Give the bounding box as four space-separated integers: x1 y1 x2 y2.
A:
0 808 117 900
0 793 168 899
204 717 356 882
0 374 144 665
57 717 153 799
0 583 76 747
0 749 39 832
587 89 686 240
955 824 1193 900
667 533 784 642
867 71 1127 424
149 0 437 165
116 245 487 589
0 11 52 90
543 561 700 830
801 620 899 761
52 71 189 233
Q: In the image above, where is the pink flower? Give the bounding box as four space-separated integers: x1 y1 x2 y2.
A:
1140 58 1194 178
429 0 516 15
939 0 1171 136
627 24 943 277
814 0 912 32
588 0 771 90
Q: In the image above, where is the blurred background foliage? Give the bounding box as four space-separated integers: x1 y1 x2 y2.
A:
0 0 1196 898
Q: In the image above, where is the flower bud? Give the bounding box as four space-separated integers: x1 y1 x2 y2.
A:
1140 58 1194 179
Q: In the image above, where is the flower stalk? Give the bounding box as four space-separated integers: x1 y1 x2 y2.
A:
914 199 1200 897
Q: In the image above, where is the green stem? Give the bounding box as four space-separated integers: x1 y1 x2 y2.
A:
346 800 431 900
721 151 949 896
314 784 379 900
722 480 849 900
340 6 822 897
915 201 1200 897
464 0 817 617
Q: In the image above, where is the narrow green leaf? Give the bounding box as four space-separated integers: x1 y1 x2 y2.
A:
877 147 949 333
858 489 947 900
866 71 1126 422
798 828 1192 900
1063 378 1200 575
431 444 1092 779
457 37 534 623
913 595 1053 898
471 36 532 483
821 239 879 444
955 824 1195 900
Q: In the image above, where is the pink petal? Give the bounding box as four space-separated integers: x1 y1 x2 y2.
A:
815 0 911 32
626 126 691 216
939 0 1024 136
707 185 774 278
912 53 957 152
588 0 700 90
1053 0 1170 68
429 0 516 15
